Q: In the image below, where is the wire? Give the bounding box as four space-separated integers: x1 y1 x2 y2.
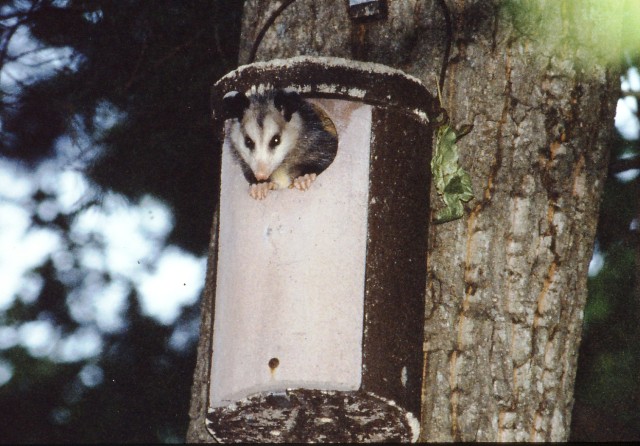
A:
248 0 298 63
437 0 452 99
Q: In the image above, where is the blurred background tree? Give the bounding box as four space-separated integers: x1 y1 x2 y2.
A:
0 0 637 442
570 56 640 441
0 0 242 442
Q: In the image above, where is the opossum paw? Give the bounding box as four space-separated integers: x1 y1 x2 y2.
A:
249 182 274 200
293 173 317 191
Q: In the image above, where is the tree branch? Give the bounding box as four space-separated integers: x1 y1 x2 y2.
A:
0 22 21 69
123 30 205 92
609 155 640 174
0 0 44 70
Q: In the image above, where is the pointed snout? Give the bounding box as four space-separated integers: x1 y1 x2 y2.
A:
254 163 271 181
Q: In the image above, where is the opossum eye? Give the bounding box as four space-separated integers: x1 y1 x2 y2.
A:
269 134 281 148
244 136 255 149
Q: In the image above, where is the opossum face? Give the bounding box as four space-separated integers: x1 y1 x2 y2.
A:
224 90 303 182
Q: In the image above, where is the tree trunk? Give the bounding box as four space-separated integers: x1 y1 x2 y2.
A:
186 212 219 443
188 0 622 441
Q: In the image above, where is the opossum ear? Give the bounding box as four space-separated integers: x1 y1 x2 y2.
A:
274 89 303 122
222 91 250 120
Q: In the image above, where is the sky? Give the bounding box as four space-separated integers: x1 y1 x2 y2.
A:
0 154 206 369
0 16 206 385
0 12 638 387
616 66 640 182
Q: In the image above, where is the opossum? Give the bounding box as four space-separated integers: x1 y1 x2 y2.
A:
222 89 338 200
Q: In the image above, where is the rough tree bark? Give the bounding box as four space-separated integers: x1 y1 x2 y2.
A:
188 0 622 441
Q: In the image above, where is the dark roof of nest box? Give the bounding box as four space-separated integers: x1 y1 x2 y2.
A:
211 56 441 126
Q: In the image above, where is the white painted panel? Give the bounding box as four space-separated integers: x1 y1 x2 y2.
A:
210 101 372 407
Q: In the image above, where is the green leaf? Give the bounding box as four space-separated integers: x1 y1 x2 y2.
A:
431 124 474 224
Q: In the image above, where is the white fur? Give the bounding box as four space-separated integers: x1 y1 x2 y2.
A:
229 103 303 188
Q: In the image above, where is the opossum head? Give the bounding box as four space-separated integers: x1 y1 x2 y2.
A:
223 90 304 182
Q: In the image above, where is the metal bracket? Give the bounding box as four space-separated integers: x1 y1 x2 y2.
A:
348 0 387 22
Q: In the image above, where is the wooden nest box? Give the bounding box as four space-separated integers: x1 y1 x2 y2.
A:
206 56 440 442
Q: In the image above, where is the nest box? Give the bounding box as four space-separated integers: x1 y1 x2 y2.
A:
205 56 440 442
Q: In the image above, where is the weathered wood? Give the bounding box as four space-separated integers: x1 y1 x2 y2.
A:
203 59 436 441
206 389 418 443
209 98 372 409
210 56 441 126
186 212 219 443
362 107 431 416
189 0 623 441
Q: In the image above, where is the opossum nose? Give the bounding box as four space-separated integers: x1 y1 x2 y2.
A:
254 169 270 181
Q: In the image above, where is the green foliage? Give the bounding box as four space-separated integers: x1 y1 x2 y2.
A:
576 225 640 436
572 55 640 440
431 124 474 224
500 0 640 70
500 0 545 38
0 0 243 442
1 0 242 253
0 302 199 442
1 0 638 442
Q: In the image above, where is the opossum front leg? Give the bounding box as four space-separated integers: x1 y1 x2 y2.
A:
292 173 317 191
249 182 276 200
